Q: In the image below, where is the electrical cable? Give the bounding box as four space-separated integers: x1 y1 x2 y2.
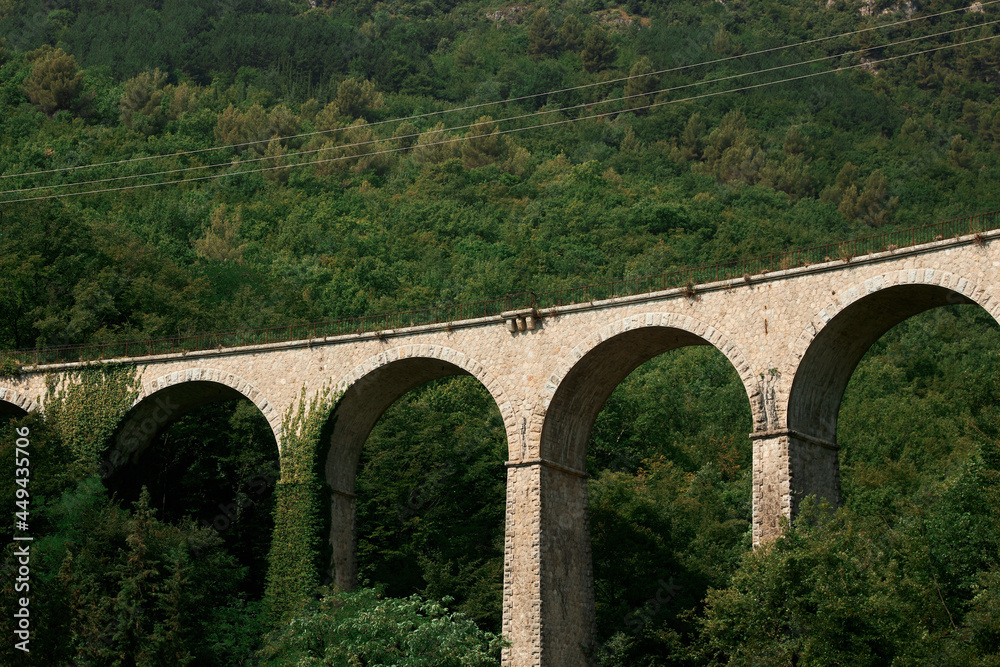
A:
1 0 995 181
3 31 996 205
4 17 996 197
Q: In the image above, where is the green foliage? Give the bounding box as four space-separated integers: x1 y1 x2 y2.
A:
0 478 253 666
355 377 507 630
0 376 257 666
334 77 384 120
53 484 242 665
588 347 752 661
103 398 280 601
582 25 616 73
43 365 139 480
263 387 336 626
1 0 998 357
462 115 505 169
528 8 559 60
692 306 1000 666
697 480 1000 667
3 2 1000 663
260 587 505 666
22 45 83 116
0 356 22 378
119 68 169 134
560 14 584 52
623 56 656 113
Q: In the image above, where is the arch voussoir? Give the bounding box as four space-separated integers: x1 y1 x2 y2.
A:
788 268 996 385
138 367 280 443
0 387 40 415
334 344 518 458
531 312 761 468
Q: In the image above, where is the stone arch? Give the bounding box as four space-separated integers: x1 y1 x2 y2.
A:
786 268 998 444
0 387 40 418
516 313 758 665
105 367 280 478
324 344 516 590
536 312 761 472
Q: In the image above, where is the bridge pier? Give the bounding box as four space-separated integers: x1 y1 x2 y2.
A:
752 430 841 544
503 459 596 667
328 488 358 589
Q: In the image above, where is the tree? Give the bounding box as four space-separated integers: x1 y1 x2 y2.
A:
838 169 898 227
263 138 291 185
213 103 297 155
701 110 765 185
334 77 384 120
214 103 269 153
119 69 169 133
462 116 505 168
22 46 83 116
193 205 246 263
680 112 706 161
582 25 616 73
528 8 559 59
560 14 584 51
414 122 459 165
261 588 505 666
948 134 973 169
624 57 657 112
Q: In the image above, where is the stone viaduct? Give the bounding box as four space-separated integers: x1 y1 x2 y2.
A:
3 226 1000 666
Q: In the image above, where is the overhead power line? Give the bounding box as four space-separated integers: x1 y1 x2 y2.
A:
2 31 997 205
3 17 997 198
0 0 996 182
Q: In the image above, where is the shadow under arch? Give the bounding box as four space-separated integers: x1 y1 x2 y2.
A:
324 345 516 591
538 313 761 472
0 388 39 419
105 368 280 477
786 271 997 446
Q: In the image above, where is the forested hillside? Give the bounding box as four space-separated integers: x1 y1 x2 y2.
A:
1 0 1000 664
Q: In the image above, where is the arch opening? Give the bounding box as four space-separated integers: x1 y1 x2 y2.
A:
539 320 756 663
0 388 38 420
788 283 976 444
104 379 279 601
0 400 28 419
838 302 1000 505
324 353 511 632
326 357 474 494
542 324 756 472
108 380 259 470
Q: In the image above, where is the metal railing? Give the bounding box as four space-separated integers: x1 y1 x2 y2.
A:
3 208 998 367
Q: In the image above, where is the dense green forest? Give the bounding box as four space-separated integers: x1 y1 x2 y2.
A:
1 0 1000 664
